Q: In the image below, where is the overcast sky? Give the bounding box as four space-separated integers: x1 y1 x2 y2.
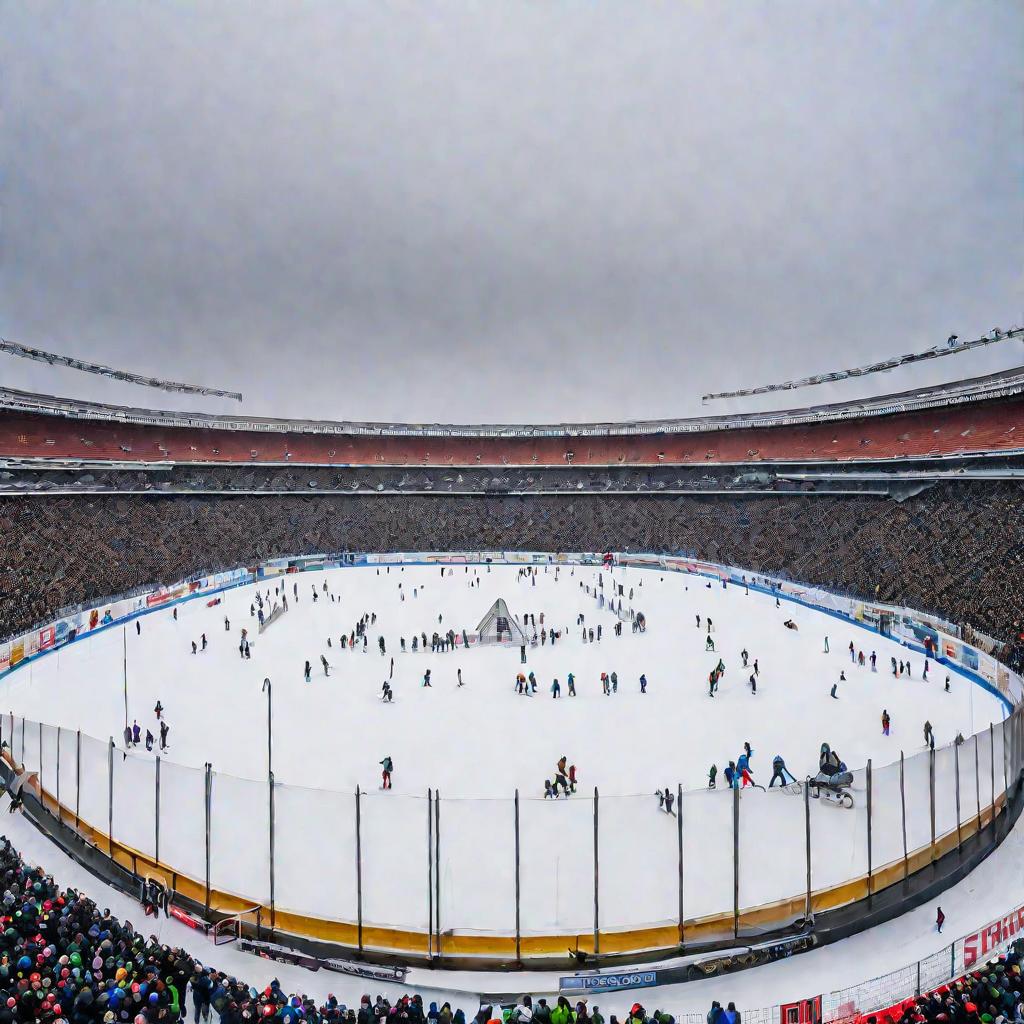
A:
1 1 1021 424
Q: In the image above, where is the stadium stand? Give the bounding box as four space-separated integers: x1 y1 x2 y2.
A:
2 484 1024 672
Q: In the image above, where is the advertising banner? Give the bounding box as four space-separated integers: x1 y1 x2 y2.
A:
37 626 55 652
10 640 24 666
957 903 1024 970
0 644 9 672
560 970 659 994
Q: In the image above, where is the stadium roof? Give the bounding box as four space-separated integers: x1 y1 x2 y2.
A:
2 365 1024 439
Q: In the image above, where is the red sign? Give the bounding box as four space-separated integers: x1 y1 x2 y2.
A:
37 626 55 651
962 904 1024 966
169 906 204 931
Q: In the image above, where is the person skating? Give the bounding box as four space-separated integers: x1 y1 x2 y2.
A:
423 669 432 687
705 633 715 652
224 615 230 631
379 636 386 656
882 709 891 735
707 764 717 789
123 724 132 749
768 755 796 788
567 673 576 697
145 729 154 752
568 764 577 793
639 673 647 693
457 667 463 687
544 779 556 799
748 672 757 695
191 640 197 655
923 720 933 747
936 906 945 933
159 720 169 750
320 653 330 676
551 678 561 698
201 633 207 651
154 700 164 720
740 648 749 667
304 661 312 683
662 787 675 816
132 720 141 746
380 756 393 790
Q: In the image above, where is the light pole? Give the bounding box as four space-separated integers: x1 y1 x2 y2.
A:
263 677 275 933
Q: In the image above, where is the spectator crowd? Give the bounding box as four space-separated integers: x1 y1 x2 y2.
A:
0 827 1020 1024
2 483 1023 671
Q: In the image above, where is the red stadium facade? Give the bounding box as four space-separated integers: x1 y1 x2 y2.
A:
1 366 1024 468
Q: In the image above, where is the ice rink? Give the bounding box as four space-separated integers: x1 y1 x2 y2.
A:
0 561 1010 940
1 563 1004 796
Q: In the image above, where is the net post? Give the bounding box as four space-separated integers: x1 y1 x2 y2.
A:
593 786 600 956
804 779 812 921
434 788 441 959
204 762 212 917
75 730 81 830
929 747 937 864
427 788 433 960
990 722 996 836
866 758 873 900
107 737 114 858
677 782 684 947
268 770 276 933
514 789 521 965
954 741 962 854
974 733 981 835
732 782 740 940
900 751 909 883
155 756 161 864
355 785 363 954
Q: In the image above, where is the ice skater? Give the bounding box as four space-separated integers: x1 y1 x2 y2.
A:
320 653 330 676
657 787 676 816
768 755 796 788
304 660 311 683
882 709 891 735
639 673 647 693
551 678 561 698
380 755 393 790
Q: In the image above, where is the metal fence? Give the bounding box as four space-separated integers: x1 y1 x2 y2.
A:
3 705 1021 961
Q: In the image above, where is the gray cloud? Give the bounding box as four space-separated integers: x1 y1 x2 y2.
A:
1 0 1021 424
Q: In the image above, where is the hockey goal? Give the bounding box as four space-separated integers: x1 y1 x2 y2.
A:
211 905 264 945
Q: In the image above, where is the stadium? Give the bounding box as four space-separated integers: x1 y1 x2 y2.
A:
3 3 1022 1021
2 352 1024 1020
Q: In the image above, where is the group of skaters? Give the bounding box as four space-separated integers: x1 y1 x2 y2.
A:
524 670 648 697
122 700 170 753
706 743 797 792
696 614 761 696
544 755 577 798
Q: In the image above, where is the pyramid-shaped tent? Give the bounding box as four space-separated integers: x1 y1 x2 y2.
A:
476 598 530 644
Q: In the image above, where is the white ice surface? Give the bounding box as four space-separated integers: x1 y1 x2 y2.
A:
0 564 1009 942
